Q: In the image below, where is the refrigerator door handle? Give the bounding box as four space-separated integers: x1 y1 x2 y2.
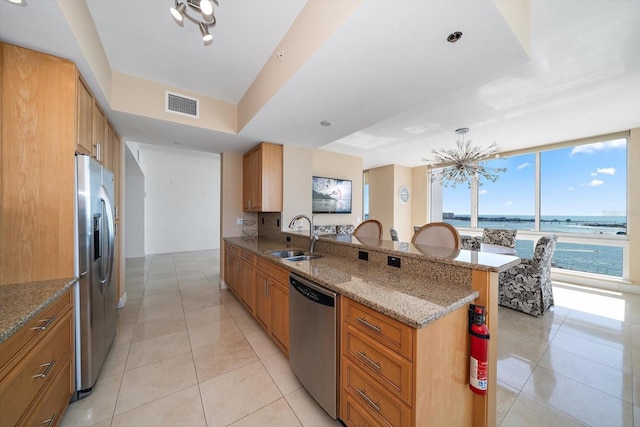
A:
98 185 115 289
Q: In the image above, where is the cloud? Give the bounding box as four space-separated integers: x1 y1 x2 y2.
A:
505 201 513 206
570 139 627 155
567 186 574 191
479 189 488 195
588 179 604 187
590 172 598 176
597 167 616 175
517 162 531 170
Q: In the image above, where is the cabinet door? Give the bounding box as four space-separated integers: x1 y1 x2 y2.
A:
270 280 289 355
242 151 253 211
225 253 238 296
76 77 93 156
110 126 121 220
92 102 106 163
254 269 270 331
239 259 255 314
250 148 262 211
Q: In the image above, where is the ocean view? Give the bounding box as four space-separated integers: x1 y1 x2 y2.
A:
444 215 627 277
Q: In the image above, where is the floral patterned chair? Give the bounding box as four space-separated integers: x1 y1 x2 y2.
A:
482 228 517 248
389 227 399 241
460 235 481 250
498 235 558 317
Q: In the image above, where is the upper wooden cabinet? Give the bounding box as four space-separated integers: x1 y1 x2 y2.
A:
76 77 93 156
93 103 106 166
242 142 283 212
0 43 76 284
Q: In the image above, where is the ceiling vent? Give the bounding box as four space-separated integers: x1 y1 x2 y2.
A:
165 91 199 118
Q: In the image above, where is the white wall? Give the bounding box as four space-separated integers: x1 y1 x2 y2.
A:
125 176 145 258
124 144 145 258
140 143 220 255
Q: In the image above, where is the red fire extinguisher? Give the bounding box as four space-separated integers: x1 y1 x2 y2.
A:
469 304 490 395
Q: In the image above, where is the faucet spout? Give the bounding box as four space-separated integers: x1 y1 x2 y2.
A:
288 214 317 253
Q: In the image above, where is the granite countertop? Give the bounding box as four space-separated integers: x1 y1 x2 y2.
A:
0 278 77 344
298 232 521 273
226 237 488 328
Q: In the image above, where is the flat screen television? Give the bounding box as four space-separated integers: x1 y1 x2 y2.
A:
312 176 352 214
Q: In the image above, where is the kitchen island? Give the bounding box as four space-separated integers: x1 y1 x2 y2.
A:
224 234 518 427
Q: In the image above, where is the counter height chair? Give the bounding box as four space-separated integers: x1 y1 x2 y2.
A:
411 222 460 249
482 228 518 248
498 235 558 317
353 219 383 240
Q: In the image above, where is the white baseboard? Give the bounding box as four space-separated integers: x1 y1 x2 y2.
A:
117 292 128 308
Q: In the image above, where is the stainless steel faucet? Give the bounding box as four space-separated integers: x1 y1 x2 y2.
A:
288 214 319 253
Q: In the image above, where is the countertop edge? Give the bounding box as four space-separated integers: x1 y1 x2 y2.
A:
0 278 77 345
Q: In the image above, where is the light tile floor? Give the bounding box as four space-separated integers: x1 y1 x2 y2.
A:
60 251 639 426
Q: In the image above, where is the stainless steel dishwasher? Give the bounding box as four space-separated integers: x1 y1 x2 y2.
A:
289 273 337 419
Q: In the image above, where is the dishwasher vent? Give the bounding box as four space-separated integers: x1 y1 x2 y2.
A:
165 91 199 118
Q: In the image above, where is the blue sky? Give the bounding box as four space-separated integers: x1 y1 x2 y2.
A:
442 139 627 217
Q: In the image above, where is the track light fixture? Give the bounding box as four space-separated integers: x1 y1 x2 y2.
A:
170 0 218 45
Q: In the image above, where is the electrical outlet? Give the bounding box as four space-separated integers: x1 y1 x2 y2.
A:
236 218 243 225
358 251 369 261
387 256 401 268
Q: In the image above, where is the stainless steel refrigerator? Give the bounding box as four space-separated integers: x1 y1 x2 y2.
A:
74 154 116 400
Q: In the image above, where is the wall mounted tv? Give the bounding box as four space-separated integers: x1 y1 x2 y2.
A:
312 176 352 214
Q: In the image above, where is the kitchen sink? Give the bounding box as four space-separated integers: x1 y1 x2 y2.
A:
270 249 305 258
286 255 323 262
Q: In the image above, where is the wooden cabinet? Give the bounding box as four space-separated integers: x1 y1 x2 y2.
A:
0 43 76 284
224 242 289 356
340 297 473 426
255 257 289 355
238 250 255 314
92 101 106 165
224 243 240 297
0 287 74 427
76 77 93 156
242 142 283 212
269 279 289 354
341 298 413 426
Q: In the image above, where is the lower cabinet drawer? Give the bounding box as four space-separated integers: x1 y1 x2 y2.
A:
341 392 384 427
342 358 412 427
0 312 73 427
21 354 73 427
343 324 413 405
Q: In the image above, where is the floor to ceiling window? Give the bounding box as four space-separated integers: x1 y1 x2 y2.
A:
432 135 629 279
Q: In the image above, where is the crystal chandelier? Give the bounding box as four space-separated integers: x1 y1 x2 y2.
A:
170 0 218 45
426 128 506 187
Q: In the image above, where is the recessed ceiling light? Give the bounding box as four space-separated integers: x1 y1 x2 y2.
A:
447 31 463 43
4 0 26 5
320 121 333 127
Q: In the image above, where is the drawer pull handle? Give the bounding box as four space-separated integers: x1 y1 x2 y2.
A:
41 414 57 427
31 315 57 331
356 388 381 413
356 317 381 333
356 351 381 371
33 359 56 379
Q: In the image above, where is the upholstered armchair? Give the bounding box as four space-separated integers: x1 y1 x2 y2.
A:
498 235 558 317
389 227 399 241
482 228 517 248
460 235 481 250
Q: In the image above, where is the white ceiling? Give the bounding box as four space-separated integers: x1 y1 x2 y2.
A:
1 0 639 169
